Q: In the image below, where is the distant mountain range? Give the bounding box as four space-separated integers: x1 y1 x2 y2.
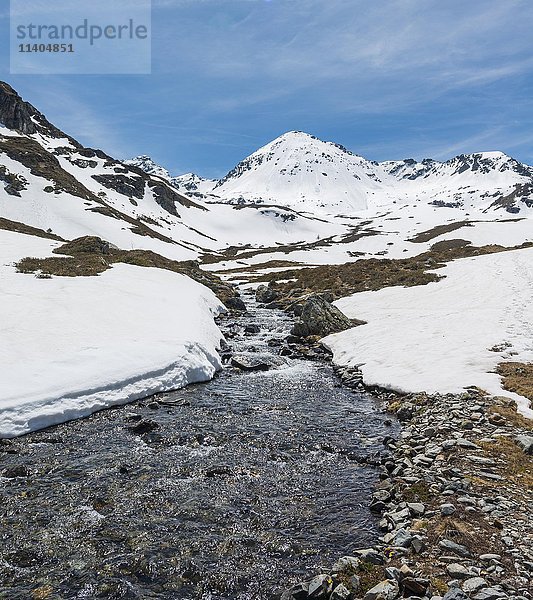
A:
128 130 533 215
1 80 532 274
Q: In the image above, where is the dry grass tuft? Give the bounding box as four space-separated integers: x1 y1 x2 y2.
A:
480 437 533 488
497 363 533 406
15 236 239 306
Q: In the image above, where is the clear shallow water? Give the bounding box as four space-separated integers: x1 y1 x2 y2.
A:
0 294 396 599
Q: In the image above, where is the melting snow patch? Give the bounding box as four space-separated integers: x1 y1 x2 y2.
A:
323 248 533 418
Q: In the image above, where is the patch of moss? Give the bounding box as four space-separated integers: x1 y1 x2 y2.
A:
402 481 434 503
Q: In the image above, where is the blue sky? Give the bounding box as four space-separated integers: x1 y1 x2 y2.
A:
1 0 533 178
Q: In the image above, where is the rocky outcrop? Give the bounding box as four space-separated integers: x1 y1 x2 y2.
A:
0 81 80 144
290 295 359 337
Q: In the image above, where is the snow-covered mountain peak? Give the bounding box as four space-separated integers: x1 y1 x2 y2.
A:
248 130 360 161
125 155 172 181
209 130 384 212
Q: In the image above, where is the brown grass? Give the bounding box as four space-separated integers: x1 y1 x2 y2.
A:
15 236 238 306
409 221 472 243
251 242 533 302
480 437 533 488
0 217 64 241
488 404 533 431
497 363 533 406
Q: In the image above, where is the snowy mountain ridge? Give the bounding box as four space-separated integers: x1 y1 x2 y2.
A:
132 130 533 216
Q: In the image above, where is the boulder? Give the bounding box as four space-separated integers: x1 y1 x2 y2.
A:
308 574 334 598
447 564 471 579
290 295 355 338
331 584 351 600
244 324 261 334
462 578 487 594
439 539 475 558
332 555 360 573
224 296 247 312
443 588 468 600
255 285 278 304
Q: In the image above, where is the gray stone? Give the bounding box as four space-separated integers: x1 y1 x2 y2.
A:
230 355 270 371
443 588 469 600
284 581 309 600
332 555 360 573
456 439 479 449
472 587 508 600
479 554 501 562
290 295 356 338
440 503 457 516
255 285 278 304
385 567 401 581
308 574 333 597
364 579 400 600
402 577 429 596
397 403 415 422
392 528 413 548
331 584 351 600
355 548 385 565
447 564 471 579
411 536 426 554
408 502 425 516
515 435 533 455
462 578 487 593
439 539 475 558
349 575 361 593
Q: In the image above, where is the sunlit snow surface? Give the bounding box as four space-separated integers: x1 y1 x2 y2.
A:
323 248 533 418
0 230 224 437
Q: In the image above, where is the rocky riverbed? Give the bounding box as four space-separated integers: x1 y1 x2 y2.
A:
282 364 532 600
0 293 397 599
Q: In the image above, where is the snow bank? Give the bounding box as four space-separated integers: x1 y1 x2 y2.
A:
0 231 224 437
323 248 533 418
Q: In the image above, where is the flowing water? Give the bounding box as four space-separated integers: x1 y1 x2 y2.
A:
0 292 397 599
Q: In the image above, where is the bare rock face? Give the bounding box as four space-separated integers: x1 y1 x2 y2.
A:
0 81 79 144
290 294 358 338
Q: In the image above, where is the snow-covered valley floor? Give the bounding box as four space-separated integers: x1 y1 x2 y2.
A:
0 230 224 438
323 247 533 418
